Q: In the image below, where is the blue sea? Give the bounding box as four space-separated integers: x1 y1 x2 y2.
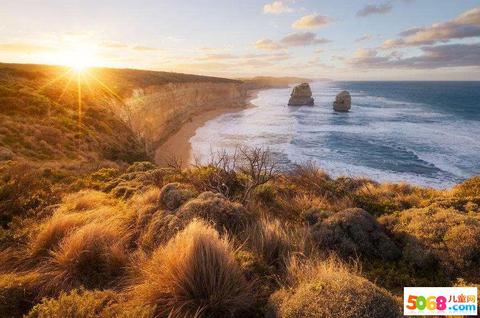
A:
190 81 480 188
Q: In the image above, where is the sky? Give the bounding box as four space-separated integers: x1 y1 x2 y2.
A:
0 0 479 80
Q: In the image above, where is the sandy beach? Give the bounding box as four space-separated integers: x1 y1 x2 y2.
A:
155 90 259 167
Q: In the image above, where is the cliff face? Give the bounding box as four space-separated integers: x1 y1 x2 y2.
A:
118 82 247 154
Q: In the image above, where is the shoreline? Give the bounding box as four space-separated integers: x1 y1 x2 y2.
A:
154 89 259 167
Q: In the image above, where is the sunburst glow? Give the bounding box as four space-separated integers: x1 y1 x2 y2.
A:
59 43 98 72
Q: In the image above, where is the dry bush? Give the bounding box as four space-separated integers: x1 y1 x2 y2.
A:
132 220 253 317
287 163 337 198
0 272 43 317
136 210 183 251
351 182 434 216
246 218 315 268
125 187 185 251
191 147 277 202
268 257 401 318
25 288 154 318
158 182 195 210
177 191 253 235
312 208 401 261
273 192 331 221
42 222 129 292
0 161 61 227
380 206 480 277
452 176 480 197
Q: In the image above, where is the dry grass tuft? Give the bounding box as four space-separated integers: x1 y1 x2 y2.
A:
268 257 401 318
132 219 253 317
42 222 129 292
29 213 87 258
246 218 315 268
57 190 117 214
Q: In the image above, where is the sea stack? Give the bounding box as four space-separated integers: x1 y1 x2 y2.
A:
288 83 314 106
333 91 351 112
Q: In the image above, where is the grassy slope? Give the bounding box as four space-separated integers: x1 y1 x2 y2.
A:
0 64 479 318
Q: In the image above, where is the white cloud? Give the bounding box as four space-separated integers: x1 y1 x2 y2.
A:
382 6 480 48
263 1 293 14
292 14 331 29
255 39 283 50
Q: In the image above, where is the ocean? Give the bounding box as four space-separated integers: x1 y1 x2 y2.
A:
190 81 480 188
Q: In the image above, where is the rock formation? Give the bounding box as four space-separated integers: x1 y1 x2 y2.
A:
333 90 351 112
288 83 314 106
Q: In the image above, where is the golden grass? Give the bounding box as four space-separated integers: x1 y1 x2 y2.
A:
41 222 129 292
245 217 315 268
132 220 253 317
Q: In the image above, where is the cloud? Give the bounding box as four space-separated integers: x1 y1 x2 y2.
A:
263 1 293 14
292 14 331 29
102 42 129 49
280 32 330 46
255 32 330 51
349 42 480 69
356 3 393 17
382 6 480 48
0 43 54 52
355 34 374 42
255 39 283 50
198 53 237 61
132 46 159 51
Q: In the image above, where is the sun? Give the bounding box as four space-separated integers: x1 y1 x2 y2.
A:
61 43 98 72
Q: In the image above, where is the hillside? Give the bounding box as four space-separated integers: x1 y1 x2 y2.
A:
240 76 313 89
0 64 479 318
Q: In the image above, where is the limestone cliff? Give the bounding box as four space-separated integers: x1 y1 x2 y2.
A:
117 82 247 155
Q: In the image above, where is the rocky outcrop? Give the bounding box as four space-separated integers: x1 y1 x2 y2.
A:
333 91 351 112
288 83 314 106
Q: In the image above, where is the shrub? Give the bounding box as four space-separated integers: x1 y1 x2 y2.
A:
42 222 129 292
126 161 157 173
380 207 480 277
268 258 401 318
25 288 155 318
0 272 42 317
312 208 401 261
453 176 480 197
158 182 195 210
132 220 253 317
137 210 183 251
178 191 252 234
351 182 432 216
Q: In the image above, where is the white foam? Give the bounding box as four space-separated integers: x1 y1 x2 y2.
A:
190 82 480 188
